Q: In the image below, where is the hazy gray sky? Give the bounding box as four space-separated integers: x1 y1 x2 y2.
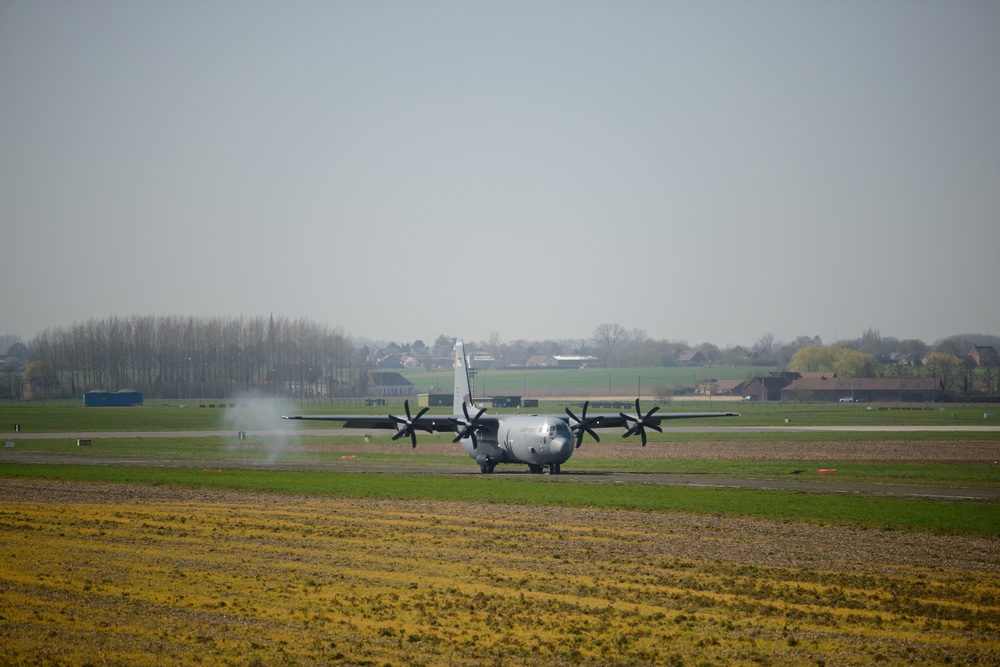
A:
2 1 998 347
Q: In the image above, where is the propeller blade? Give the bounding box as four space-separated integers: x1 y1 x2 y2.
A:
620 399 662 447
389 400 431 448
450 402 487 450
565 401 601 449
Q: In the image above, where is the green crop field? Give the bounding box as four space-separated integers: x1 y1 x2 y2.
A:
4 397 998 432
398 365 778 395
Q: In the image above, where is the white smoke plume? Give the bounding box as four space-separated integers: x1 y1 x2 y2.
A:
219 394 302 464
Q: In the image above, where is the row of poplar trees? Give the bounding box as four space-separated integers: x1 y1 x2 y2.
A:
25 315 364 400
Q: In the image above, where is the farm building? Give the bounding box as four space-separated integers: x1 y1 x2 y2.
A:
734 375 791 401
418 393 452 407
676 350 707 365
781 377 942 402
730 373 942 402
526 355 601 368
83 390 143 407
696 379 745 396
369 372 414 397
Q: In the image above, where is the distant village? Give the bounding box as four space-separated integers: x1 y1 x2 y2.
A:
362 341 999 404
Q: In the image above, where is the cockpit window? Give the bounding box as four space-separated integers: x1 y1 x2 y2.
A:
541 422 571 437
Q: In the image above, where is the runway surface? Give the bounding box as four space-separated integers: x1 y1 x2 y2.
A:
5 424 1000 439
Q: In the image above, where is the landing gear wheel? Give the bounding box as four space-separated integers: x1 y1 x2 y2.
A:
528 464 544 475
479 462 495 474
547 463 561 475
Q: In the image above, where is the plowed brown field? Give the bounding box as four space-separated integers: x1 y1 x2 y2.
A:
1 479 998 666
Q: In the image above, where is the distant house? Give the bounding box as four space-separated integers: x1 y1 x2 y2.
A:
374 353 404 369
970 346 999 367
697 379 744 396
369 372 413 397
676 350 707 365
889 352 918 367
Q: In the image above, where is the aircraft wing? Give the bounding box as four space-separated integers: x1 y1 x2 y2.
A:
564 410 740 430
282 413 466 432
559 401 740 447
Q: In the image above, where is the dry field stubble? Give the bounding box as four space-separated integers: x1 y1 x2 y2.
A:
1 479 998 666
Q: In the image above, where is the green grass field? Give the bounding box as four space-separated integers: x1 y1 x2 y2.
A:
3 399 999 432
399 365 777 394
4 432 1000 485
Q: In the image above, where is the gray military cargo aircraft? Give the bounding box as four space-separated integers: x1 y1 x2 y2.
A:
283 339 739 474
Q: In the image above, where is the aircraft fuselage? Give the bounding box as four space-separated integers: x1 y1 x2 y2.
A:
459 415 574 473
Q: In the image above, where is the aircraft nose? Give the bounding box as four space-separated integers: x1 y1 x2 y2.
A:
551 436 573 460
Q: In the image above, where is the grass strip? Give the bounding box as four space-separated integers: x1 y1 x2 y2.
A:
2 463 996 536
4 402 1000 432
7 435 999 487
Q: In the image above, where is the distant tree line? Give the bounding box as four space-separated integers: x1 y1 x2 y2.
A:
2 321 998 400
4 315 361 400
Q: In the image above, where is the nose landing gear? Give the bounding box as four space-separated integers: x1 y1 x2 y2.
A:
476 455 496 474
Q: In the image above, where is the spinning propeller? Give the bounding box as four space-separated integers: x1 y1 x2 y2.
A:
565 401 601 448
450 402 487 450
390 400 431 448
620 398 662 447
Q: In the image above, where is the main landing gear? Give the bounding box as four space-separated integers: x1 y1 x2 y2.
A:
480 462 562 475
527 464 561 475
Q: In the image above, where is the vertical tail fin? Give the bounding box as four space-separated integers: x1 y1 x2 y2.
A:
453 339 474 413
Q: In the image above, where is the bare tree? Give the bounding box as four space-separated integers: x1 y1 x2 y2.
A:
593 323 627 362
487 331 501 356
755 332 777 354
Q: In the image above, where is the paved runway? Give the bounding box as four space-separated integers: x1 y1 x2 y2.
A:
5 424 1000 439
